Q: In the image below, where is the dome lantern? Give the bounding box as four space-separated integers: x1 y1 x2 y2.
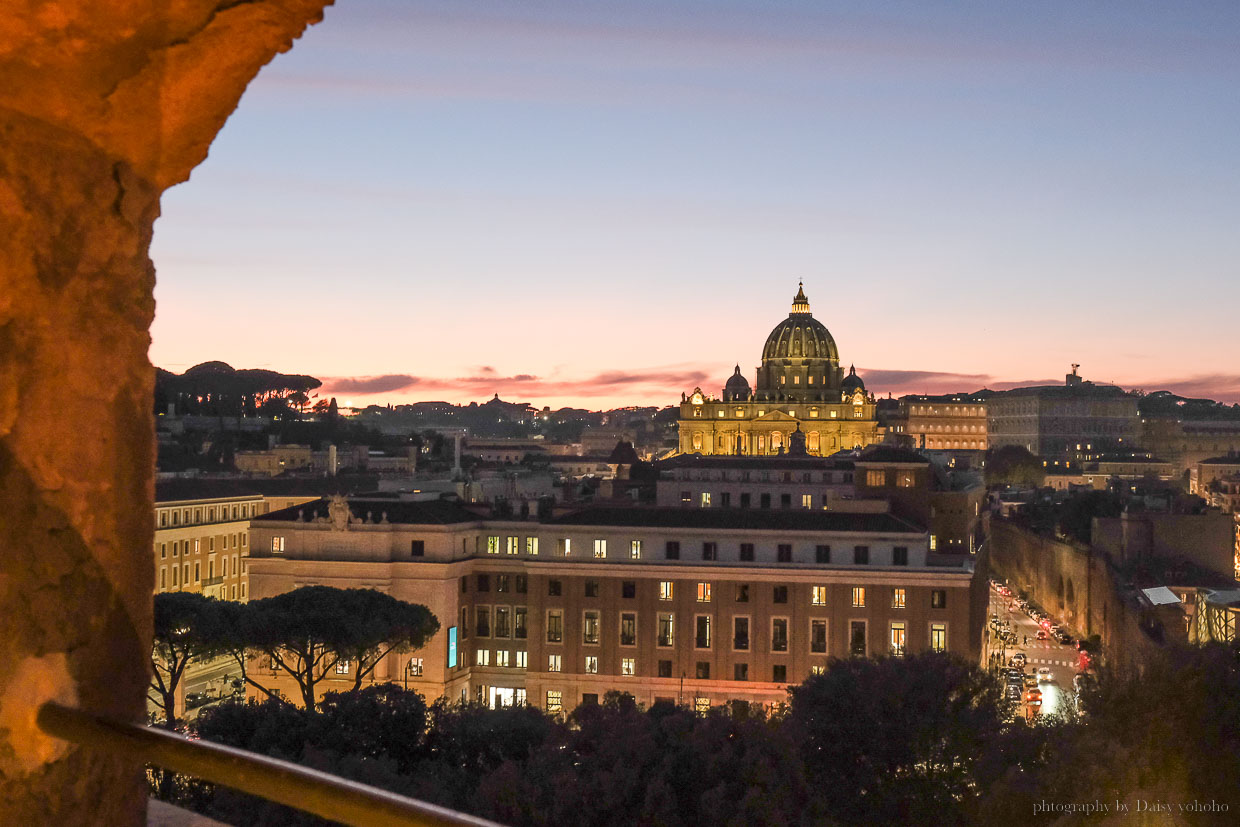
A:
790 281 811 315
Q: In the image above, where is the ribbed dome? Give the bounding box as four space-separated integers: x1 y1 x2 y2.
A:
761 283 839 363
754 283 844 401
723 365 751 401
762 315 839 362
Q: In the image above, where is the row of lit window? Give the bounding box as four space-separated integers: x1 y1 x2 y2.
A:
160 533 246 558
537 625 950 713
915 423 985 433
538 604 947 650
691 491 820 508
158 553 242 588
321 657 425 677
677 469 853 484
463 575 945 609
157 567 245 601
157 501 258 528
474 539 916 565
692 407 862 420
908 406 984 417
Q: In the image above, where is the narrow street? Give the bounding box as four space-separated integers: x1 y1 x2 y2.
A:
987 584 1086 719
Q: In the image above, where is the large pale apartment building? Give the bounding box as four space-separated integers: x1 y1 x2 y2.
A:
247 497 986 713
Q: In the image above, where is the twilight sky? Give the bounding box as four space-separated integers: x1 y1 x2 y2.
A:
150 0 1240 409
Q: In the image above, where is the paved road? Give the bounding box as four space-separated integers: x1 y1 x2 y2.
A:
988 590 1083 718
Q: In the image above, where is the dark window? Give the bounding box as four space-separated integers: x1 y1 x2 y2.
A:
476 574 490 592
811 619 827 653
733 617 749 650
893 546 908 566
460 576 468 593
622 581 636 599
547 612 563 643
740 493 751 508
850 621 866 656
548 579 562 597
497 574 509 592
665 541 680 560
735 584 749 603
760 493 771 509
780 493 792 509
720 492 731 508
702 542 717 561
854 545 869 565
773 586 788 604
658 659 673 678
734 663 749 681
696 661 711 679
582 693 599 706
772 664 787 682
815 544 831 564
459 607 468 638
476 607 490 637
410 540 424 557
620 613 637 646
772 619 788 652
931 589 947 609
514 608 527 639
739 543 755 562
515 575 528 594
585 579 599 598
680 490 691 504
777 544 792 563
695 616 711 649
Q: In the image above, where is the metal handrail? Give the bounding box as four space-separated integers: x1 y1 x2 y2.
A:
36 702 502 827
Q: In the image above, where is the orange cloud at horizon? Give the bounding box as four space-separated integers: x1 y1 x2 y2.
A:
314 365 1240 412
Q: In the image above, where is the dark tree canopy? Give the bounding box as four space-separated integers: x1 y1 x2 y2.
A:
232 586 439 711
790 653 1002 824
150 592 230 729
155 361 322 417
985 445 1045 488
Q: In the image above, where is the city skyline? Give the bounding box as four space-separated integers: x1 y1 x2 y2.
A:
149 0 1240 408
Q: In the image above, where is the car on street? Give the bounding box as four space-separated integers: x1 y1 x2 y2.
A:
1036 629 1048 640
185 692 210 709
1056 632 1074 645
1010 653 1027 667
1005 685 1022 703
1037 667 1053 683
1024 688 1043 707
1024 675 1039 689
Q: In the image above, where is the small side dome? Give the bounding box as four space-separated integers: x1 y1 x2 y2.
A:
841 364 865 395
723 365 751 401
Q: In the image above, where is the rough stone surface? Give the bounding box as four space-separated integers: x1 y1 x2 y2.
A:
0 2 332 822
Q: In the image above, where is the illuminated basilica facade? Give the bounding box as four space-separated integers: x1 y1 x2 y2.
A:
677 284 880 456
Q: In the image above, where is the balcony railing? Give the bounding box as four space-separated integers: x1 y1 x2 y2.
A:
37 702 501 827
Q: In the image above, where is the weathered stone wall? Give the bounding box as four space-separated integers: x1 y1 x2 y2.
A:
1092 512 1234 580
1 2 333 822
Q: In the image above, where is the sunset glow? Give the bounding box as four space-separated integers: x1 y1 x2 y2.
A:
150 0 1240 408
